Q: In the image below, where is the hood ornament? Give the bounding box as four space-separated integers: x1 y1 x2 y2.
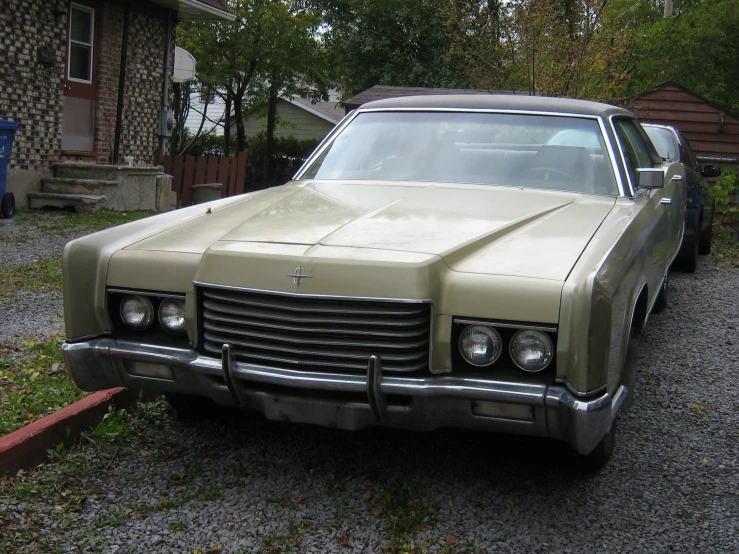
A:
287 266 312 287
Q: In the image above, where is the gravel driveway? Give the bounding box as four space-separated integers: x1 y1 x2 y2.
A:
1 214 737 553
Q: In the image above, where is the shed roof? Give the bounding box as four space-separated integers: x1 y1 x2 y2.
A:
628 81 739 160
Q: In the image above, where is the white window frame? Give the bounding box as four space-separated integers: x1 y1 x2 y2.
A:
67 3 95 84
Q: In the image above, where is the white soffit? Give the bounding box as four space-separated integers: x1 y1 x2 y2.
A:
147 0 236 21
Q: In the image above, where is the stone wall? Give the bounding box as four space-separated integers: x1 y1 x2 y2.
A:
0 0 169 176
0 0 65 171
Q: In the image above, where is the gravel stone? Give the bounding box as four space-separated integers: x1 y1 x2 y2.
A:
1 211 737 553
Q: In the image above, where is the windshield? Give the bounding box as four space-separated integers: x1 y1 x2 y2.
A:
301 111 619 195
643 126 680 162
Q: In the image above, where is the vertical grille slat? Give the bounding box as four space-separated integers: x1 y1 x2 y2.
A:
199 287 432 374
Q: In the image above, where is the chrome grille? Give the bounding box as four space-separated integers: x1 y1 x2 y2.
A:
199 287 431 373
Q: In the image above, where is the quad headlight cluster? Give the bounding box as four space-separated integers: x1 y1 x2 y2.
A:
458 323 554 372
118 294 186 335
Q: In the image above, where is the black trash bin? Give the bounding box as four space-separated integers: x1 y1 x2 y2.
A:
0 120 18 219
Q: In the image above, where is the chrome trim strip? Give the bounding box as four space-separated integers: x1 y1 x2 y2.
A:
671 175 683 181
553 379 608 399
194 281 430 304
611 385 628 420
296 108 626 198
660 198 673 205
455 319 557 333
367 355 388 424
294 109 361 179
107 288 186 298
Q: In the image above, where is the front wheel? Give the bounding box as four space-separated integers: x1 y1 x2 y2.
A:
579 419 617 472
653 272 668 313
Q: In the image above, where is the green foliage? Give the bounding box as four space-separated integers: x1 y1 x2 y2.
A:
319 0 468 96
712 167 739 221
620 0 739 112
0 338 84 436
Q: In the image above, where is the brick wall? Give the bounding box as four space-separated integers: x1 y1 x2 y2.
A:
119 9 168 164
0 0 65 171
0 0 169 171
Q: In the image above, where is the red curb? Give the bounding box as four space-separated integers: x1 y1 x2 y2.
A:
0 387 138 477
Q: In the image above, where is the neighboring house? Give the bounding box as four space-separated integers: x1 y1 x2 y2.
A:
628 82 739 163
186 89 345 142
343 85 502 113
0 0 233 207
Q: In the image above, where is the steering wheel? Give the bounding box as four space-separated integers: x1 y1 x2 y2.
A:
520 167 573 181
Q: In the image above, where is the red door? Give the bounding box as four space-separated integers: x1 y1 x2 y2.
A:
62 1 98 152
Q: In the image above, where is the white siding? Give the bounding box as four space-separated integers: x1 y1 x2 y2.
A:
242 100 336 140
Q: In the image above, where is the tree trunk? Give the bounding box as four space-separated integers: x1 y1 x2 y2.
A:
223 91 232 158
233 94 246 153
263 79 279 183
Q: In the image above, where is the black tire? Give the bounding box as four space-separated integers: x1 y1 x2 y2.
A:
1 193 15 219
652 272 668 313
699 217 713 255
579 418 617 472
165 392 218 419
679 234 699 273
620 337 639 412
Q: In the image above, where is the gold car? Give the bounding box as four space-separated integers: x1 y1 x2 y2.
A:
62 95 685 469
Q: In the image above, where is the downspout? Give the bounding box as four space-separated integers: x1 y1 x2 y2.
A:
160 9 173 154
113 2 131 165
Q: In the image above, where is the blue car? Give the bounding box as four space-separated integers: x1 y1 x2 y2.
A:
642 123 719 272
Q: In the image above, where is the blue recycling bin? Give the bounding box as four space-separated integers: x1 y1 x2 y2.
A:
0 120 18 219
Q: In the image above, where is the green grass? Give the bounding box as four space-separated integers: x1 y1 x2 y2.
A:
0 208 155 245
2 258 63 298
712 220 739 265
0 337 85 436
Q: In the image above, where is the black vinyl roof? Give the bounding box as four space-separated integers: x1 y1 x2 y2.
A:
360 94 633 118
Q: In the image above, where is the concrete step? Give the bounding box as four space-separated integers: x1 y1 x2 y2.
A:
41 178 119 195
28 192 107 213
54 162 161 181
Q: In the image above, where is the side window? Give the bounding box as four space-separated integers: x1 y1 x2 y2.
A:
613 119 654 189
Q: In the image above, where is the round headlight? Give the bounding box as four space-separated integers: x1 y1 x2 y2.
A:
120 295 154 330
158 298 186 335
459 325 502 367
509 330 554 372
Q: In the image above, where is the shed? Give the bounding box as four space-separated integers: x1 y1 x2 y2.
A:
628 82 739 163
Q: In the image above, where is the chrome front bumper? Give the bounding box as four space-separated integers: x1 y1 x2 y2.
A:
62 338 627 455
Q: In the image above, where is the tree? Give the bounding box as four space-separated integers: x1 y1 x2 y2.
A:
316 0 469 97
176 0 329 160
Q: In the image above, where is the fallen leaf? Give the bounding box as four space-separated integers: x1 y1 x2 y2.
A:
205 207 212 214
701 458 708 465
446 533 459 545
292 497 305 504
371 507 382 518
50 363 60 373
363 490 372 500
718 464 726 469
338 532 350 547
205 545 221 554
225 517 234 523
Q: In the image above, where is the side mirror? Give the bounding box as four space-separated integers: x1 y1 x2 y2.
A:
701 164 721 178
636 168 664 189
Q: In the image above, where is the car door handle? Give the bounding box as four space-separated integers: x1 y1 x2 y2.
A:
671 175 683 181
660 198 672 205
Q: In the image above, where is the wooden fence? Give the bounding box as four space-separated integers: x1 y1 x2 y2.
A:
155 151 247 206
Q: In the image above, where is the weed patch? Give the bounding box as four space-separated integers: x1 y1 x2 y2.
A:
2 258 63 298
0 337 84 435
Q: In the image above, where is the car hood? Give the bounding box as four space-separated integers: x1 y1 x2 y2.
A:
126 180 616 281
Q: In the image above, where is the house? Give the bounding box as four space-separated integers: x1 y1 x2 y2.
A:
185 89 345 142
0 0 233 209
628 82 739 164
